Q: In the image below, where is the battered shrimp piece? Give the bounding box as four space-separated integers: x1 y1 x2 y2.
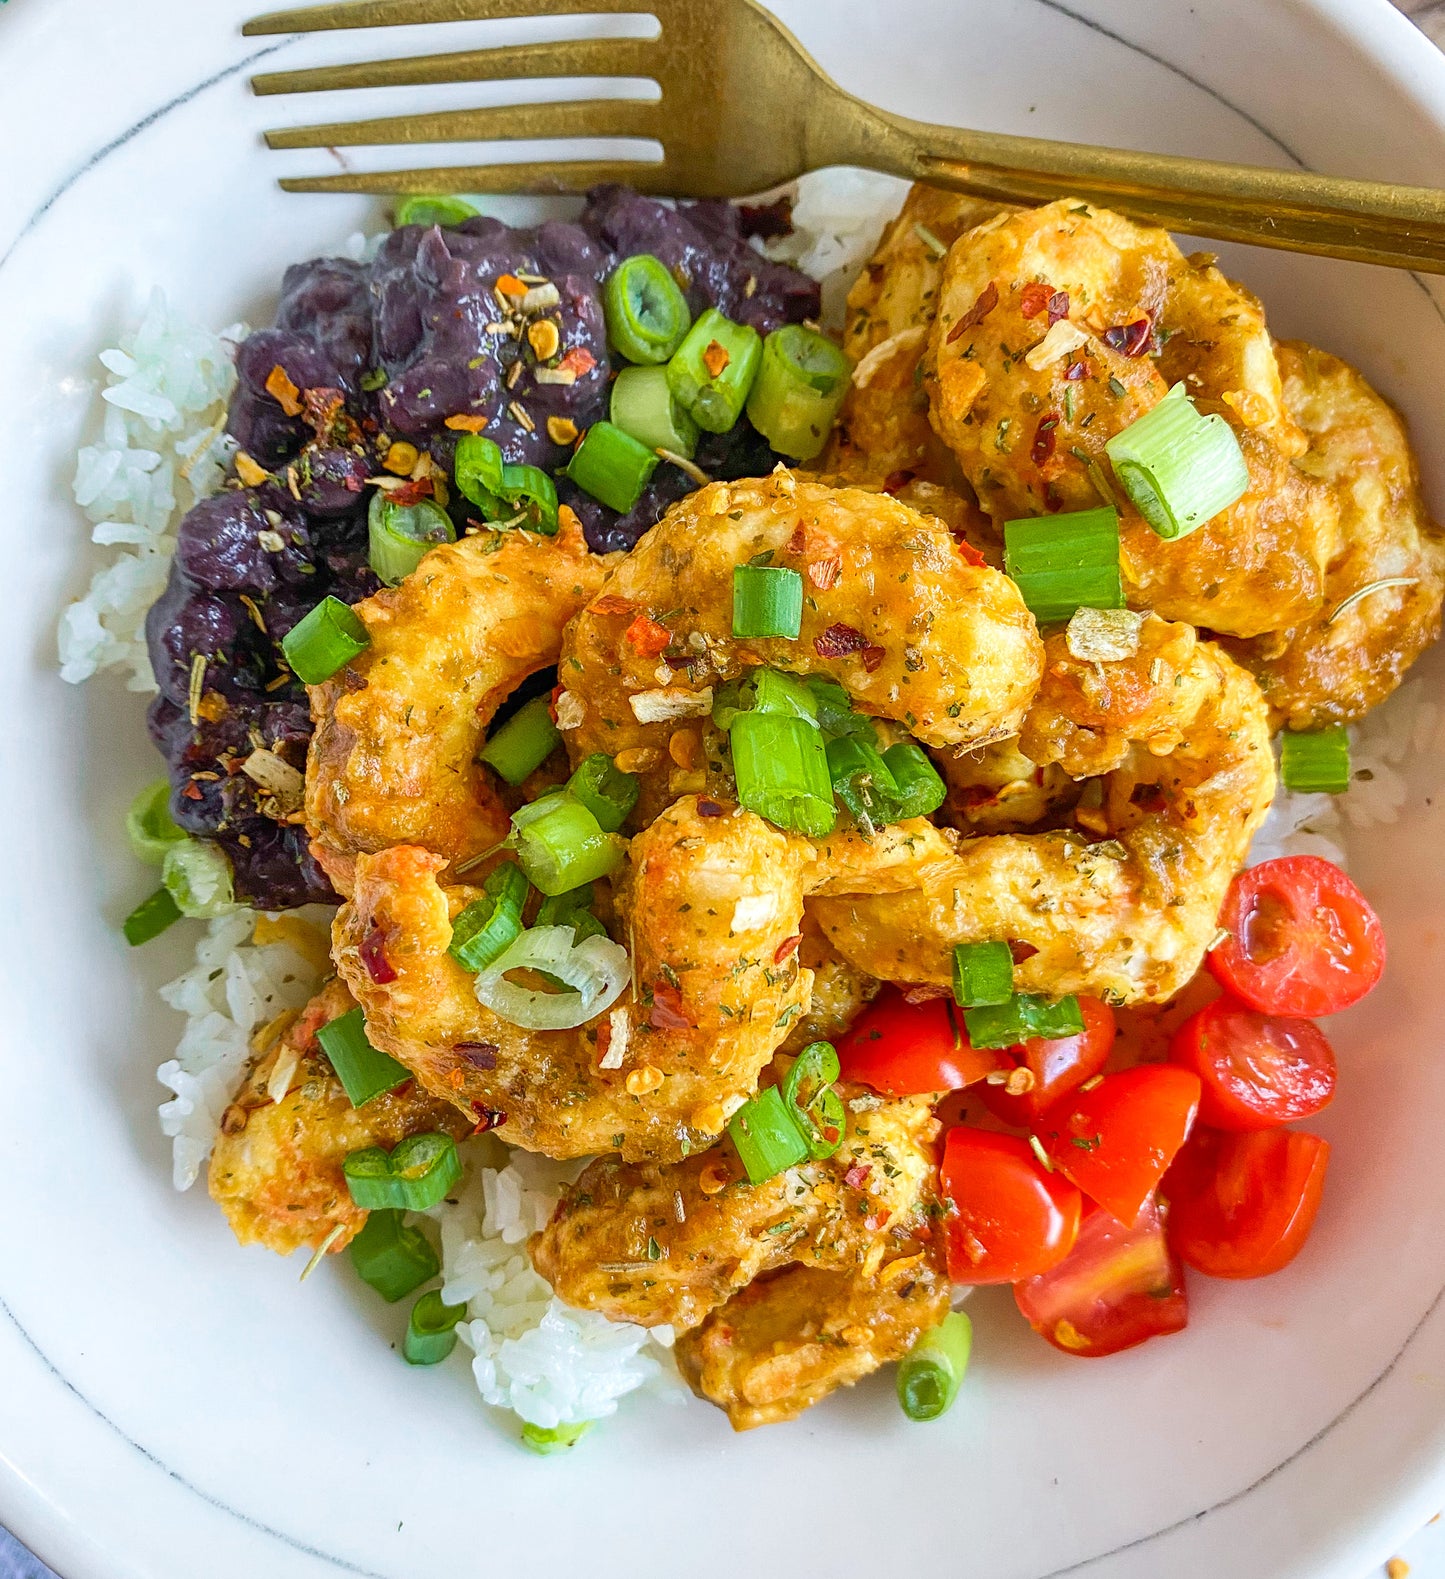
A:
1227 342 1445 727
811 618 1275 1004
827 184 1007 485
208 980 468 1255
531 1090 940 1330
331 797 814 1163
675 1252 950 1431
306 516 608 878
934 737 1080 834
924 201 1336 637
559 470 1043 822
779 920 878 1053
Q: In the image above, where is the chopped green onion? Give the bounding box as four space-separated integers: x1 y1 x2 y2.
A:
522 1420 595 1455
727 1083 810 1183
729 711 836 838
666 307 762 434
732 564 804 639
963 993 1085 1050
162 838 236 919
897 1310 973 1422
564 421 659 514
393 194 479 228
826 735 900 835
952 941 1015 1008
126 780 187 865
535 883 606 942
404 1288 469 1365
453 434 560 533
449 861 529 973
367 490 455 585
1104 383 1249 541
281 595 370 684
603 254 692 365
480 695 560 786
882 741 946 819
316 1006 411 1107
511 794 623 896
1003 507 1124 625
711 667 819 731
123 886 182 946
474 924 629 1031
566 754 639 833
1280 726 1351 794
348 1208 439 1302
780 1041 846 1160
610 364 700 459
806 676 879 745
745 324 852 461
344 1132 462 1212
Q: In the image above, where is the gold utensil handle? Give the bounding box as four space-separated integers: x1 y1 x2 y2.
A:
851 111 1445 272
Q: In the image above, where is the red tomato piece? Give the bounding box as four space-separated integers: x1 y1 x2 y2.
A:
1165 1126 1329 1279
980 997 1117 1128
939 1128 1082 1285
1209 855 1385 1017
1038 1065 1200 1225
1014 1196 1187 1357
1169 996 1336 1130
835 988 1003 1096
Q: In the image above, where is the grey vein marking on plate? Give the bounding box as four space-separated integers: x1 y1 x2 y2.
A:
0 1292 392 1579
1035 0 1445 328
0 38 294 279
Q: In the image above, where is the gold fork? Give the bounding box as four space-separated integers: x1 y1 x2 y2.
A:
245 0 1445 273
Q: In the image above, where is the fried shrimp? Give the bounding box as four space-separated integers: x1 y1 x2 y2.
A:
305 515 608 882
208 980 468 1255
558 470 1044 821
811 618 1275 1004
331 796 814 1163
924 200 1337 638
1227 342 1445 727
827 184 1007 485
531 1088 940 1330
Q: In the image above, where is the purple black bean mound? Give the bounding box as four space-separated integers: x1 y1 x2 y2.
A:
145 187 820 911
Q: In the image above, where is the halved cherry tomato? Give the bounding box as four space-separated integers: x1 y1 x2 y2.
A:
1165 1126 1329 1279
1169 996 1336 1130
1209 855 1385 1017
1014 1196 1187 1357
979 997 1117 1128
835 988 1003 1096
1038 1065 1200 1225
940 1127 1082 1284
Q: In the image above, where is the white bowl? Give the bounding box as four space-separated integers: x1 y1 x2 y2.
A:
4 1 1445 1575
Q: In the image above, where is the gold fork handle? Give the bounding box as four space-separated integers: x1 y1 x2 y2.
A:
847 109 1445 272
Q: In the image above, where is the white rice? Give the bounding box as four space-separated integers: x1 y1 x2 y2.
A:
761 168 904 328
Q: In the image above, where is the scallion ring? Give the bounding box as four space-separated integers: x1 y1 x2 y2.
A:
564 421 659 515
162 838 236 919
281 595 369 685
393 194 480 228
368 490 456 585
726 1083 811 1184
1104 383 1249 541
666 307 762 434
1003 507 1124 625
510 794 625 895
474 924 629 1031
521 1420 595 1455
897 1311 973 1422
732 563 804 639
404 1288 469 1365
316 1006 412 1108
448 861 530 974
610 364 700 459
963 993 1084 1050
348 1208 439 1303
566 753 639 833
711 667 819 732
780 1040 846 1160
745 324 852 462
603 254 692 365
881 741 946 819
1280 726 1351 795
479 695 561 786
951 940 1015 1009
343 1132 462 1213
728 710 836 838
122 886 182 947
826 735 901 836
126 780 187 865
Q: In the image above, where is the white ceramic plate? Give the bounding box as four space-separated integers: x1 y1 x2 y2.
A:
4 1 1445 1575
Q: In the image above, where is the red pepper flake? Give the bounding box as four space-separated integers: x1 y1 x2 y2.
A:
302 386 347 434
702 341 731 378
595 1019 612 1062
1019 282 1053 320
649 981 692 1030
1032 414 1060 467
557 347 598 379
547 682 564 725
773 933 803 964
360 925 398 985
955 537 987 567
343 472 363 493
454 1041 499 1069
807 556 842 591
444 413 490 433
623 614 672 658
881 469 915 495
387 475 435 508
813 622 868 658
785 522 808 555
181 782 202 800
861 644 886 673
864 1212 890 1232
495 274 527 298
945 280 999 343
1008 940 1040 965
469 1102 507 1135
1131 782 1168 813
264 364 304 417
902 982 952 1003
697 798 725 818
1102 316 1152 358
592 593 639 616
844 1162 872 1189
1064 357 1091 381
1046 289 1070 325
